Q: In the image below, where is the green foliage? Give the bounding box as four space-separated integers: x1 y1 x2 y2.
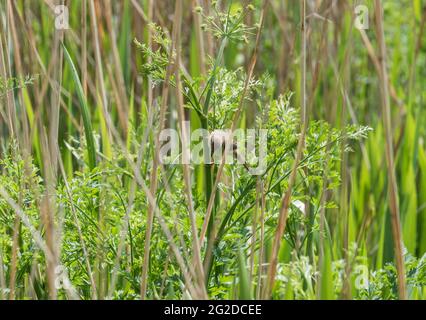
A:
196 2 257 43
1 0 425 301
0 76 34 97
62 44 97 171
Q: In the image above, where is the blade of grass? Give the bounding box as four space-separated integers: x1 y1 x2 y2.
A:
374 0 407 300
62 44 97 171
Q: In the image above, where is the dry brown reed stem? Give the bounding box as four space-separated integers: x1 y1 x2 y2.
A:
0 187 53 260
309 6 332 299
121 138 200 297
105 0 129 135
39 128 58 300
192 0 207 77
0 246 5 299
256 180 266 299
6 1 22 300
0 18 17 138
249 179 260 284
44 12 65 301
130 0 148 23
88 0 115 298
263 0 307 299
58 156 98 299
130 0 193 84
147 0 154 110
140 0 199 299
45 0 65 177
374 0 407 300
8 210 20 300
138 9 168 301
173 0 207 299
358 29 403 110
82 0 88 96
7 0 64 299
98 95 199 298
11 5 72 147
111 104 154 298
1 0 202 300
7 1 29 150
199 0 267 246
197 2 267 288
340 24 353 301
0 183 76 299
96 114 200 298
67 2 200 297
88 0 111 141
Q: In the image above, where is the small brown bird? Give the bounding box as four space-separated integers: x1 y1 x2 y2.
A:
209 130 250 170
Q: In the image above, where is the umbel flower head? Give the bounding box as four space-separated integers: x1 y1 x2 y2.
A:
194 2 257 43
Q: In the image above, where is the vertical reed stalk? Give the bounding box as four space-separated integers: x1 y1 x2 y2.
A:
264 0 307 299
374 0 407 300
173 0 207 299
199 1 267 246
